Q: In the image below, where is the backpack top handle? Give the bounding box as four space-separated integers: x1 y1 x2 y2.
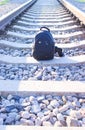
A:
40 26 50 32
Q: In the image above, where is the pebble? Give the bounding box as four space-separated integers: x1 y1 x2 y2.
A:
57 113 65 121
20 111 30 119
5 116 15 124
70 110 82 119
41 115 50 122
37 112 44 118
7 94 13 100
53 108 59 116
50 99 60 108
31 103 41 114
59 104 70 113
66 116 81 126
35 117 42 126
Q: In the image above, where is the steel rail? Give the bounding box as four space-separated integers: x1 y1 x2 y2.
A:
59 0 85 25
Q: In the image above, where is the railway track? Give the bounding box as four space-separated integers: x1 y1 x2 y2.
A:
0 0 85 128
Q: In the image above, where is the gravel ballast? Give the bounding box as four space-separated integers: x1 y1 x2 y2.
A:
0 93 85 126
0 63 85 81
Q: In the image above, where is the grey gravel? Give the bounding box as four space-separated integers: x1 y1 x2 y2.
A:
0 46 85 57
0 93 85 126
0 63 85 81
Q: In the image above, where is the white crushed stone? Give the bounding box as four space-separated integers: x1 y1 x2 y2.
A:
0 63 85 81
0 93 85 126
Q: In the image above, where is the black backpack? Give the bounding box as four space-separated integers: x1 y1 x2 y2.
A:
32 27 55 60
